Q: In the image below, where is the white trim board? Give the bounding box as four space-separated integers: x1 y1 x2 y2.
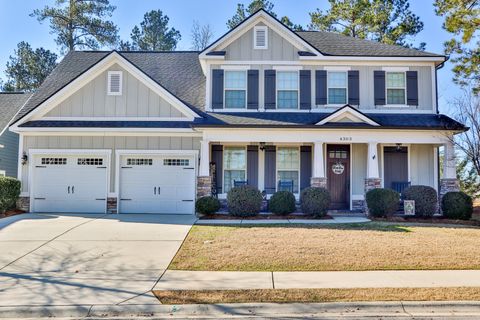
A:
316 106 380 126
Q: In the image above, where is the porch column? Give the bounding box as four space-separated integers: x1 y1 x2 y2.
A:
197 139 212 198
440 140 459 200
365 142 381 212
311 141 327 188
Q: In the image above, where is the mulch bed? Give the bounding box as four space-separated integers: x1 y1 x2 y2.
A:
199 213 334 220
0 209 25 219
372 216 480 226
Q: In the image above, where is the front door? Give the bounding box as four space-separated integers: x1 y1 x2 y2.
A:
327 145 350 210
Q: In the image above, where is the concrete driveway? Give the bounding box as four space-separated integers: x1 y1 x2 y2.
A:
0 213 196 306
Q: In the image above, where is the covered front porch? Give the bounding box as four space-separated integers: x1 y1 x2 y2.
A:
196 128 458 212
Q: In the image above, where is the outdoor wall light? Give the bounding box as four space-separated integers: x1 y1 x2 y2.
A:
259 142 266 151
21 152 28 165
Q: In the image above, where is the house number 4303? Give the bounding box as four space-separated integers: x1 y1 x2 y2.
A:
339 137 352 141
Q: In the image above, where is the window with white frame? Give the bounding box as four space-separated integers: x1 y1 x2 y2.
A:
224 70 247 109
254 26 268 49
277 71 299 109
328 71 348 104
276 147 300 193
223 147 246 193
107 71 123 95
386 72 406 105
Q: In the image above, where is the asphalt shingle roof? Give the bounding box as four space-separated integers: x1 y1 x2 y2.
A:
296 31 444 57
0 92 32 134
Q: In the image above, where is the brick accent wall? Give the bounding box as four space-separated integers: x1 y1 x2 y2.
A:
17 196 30 212
107 197 117 214
310 177 327 188
197 176 212 198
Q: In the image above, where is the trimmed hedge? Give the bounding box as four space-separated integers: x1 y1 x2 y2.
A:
365 188 400 217
269 191 296 215
0 177 21 213
442 191 473 220
195 196 221 215
403 185 438 218
227 185 263 217
300 187 330 218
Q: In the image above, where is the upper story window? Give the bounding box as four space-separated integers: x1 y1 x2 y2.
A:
223 146 246 193
224 70 247 109
254 26 268 49
107 71 123 95
386 72 406 105
277 71 299 109
327 71 348 105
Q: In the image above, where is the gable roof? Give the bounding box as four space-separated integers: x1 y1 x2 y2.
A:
296 31 443 58
316 105 380 126
0 92 32 135
11 51 205 125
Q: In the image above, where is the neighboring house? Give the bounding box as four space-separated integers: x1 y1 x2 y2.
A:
9 10 466 214
0 92 32 177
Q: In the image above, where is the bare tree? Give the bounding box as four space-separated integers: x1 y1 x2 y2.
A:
191 21 213 51
451 88 480 176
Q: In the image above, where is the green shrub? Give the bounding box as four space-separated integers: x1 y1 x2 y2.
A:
441 191 473 220
269 191 296 215
0 177 21 213
300 187 330 218
403 185 438 218
365 188 400 217
195 196 221 215
227 185 263 217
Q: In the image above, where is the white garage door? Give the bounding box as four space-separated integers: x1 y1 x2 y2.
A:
32 154 108 213
119 154 196 214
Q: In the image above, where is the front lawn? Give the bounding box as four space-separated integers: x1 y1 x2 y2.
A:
169 222 480 271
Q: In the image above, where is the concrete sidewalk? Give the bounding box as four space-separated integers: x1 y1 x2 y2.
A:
155 270 480 290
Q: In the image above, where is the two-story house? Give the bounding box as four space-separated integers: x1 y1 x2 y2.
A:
9 10 465 214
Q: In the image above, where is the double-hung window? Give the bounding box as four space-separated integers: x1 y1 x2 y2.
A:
224 71 247 109
386 72 406 105
328 71 347 104
277 71 299 109
276 147 300 193
223 147 246 193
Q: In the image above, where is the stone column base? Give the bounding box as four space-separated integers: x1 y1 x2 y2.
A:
352 200 365 211
107 197 118 214
197 176 213 198
440 178 460 198
310 177 327 188
364 178 382 213
17 196 30 212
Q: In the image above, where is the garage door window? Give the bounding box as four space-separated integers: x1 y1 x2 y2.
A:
164 159 190 166
127 158 153 166
41 158 67 165
223 147 246 193
77 158 103 165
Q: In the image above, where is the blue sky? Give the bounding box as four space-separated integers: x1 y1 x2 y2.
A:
0 0 460 113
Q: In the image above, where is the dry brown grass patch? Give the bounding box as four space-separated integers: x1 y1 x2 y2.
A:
170 223 480 271
153 287 480 304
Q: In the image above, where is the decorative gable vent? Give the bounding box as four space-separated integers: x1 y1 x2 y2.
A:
254 26 268 49
107 71 122 95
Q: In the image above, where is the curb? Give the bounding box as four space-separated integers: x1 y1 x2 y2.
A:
1 301 480 318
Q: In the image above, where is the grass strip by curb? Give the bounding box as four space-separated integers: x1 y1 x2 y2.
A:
153 287 480 305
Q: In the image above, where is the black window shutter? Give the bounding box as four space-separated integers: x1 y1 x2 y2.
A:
348 70 360 105
299 70 311 110
247 145 259 188
374 71 386 105
211 145 223 194
212 69 224 109
264 70 276 109
264 145 276 194
406 71 419 106
247 70 259 109
315 70 327 105
300 146 312 191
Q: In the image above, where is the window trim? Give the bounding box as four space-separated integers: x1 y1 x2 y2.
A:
253 25 268 49
223 70 248 109
0 170 5 177
385 71 407 107
327 71 348 106
276 70 300 110
275 146 300 194
107 71 123 96
223 146 247 193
